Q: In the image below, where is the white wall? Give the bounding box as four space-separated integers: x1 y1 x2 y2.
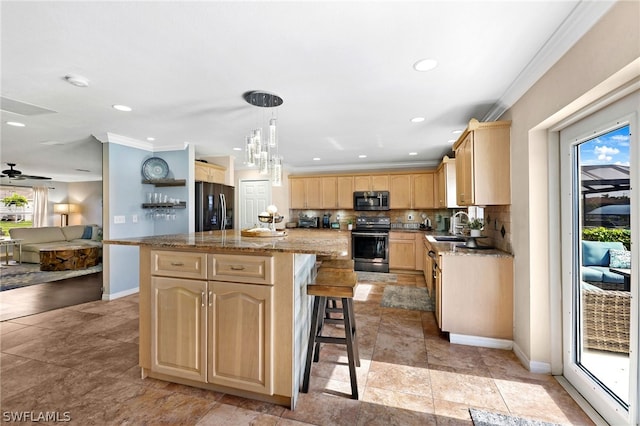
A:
501 0 640 370
68 181 102 226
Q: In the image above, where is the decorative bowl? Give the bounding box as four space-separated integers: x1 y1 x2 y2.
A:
258 214 284 223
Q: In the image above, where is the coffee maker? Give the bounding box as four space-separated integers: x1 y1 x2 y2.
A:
322 213 331 228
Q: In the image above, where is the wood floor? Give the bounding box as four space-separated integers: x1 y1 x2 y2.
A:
0 271 102 322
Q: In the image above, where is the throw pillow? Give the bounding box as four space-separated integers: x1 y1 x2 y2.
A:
81 225 93 239
609 249 631 269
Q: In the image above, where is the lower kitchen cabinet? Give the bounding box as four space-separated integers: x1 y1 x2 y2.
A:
208 281 273 394
151 277 207 382
389 231 416 270
439 254 513 340
147 250 275 396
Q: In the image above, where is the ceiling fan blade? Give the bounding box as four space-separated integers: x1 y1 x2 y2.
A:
21 175 52 180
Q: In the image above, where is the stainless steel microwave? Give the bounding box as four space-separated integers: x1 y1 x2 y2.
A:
353 191 390 211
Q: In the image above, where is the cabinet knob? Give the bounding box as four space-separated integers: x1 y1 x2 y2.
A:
208 291 213 307
230 265 245 271
201 291 205 307
171 262 185 266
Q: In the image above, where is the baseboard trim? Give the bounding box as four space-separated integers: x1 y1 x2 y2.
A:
449 333 513 350
513 342 552 374
102 287 139 301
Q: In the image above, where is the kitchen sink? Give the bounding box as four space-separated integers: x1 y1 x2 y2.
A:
433 235 466 242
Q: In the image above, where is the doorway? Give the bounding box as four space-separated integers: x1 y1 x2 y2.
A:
238 180 271 230
560 91 637 425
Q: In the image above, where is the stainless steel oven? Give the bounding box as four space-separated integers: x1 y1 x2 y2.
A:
351 216 390 273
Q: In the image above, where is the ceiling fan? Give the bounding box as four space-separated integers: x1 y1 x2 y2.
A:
0 163 52 180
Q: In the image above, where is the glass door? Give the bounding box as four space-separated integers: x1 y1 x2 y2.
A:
560 92 637 425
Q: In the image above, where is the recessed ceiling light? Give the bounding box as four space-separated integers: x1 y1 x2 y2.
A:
358 155 367 159
410 117 425 123
313 157 321 161
447 139 457 144
65 74 89 87
6 121 25 127
413 58 438 72
112 104 132 112
233 147 242 151
409 152 418 156
452 129 463 134
146 137 155 141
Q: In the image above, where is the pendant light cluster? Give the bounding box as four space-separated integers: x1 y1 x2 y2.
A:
243 91 284 187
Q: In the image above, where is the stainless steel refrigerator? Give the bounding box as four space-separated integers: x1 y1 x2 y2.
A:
195 182 234 231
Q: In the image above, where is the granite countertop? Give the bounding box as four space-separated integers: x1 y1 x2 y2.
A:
104 228 350 258
424 234 513 258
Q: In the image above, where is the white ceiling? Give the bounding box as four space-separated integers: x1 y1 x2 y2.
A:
0 1 614 183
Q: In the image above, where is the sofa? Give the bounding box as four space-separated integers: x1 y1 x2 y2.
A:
9 225 102 264
581 240 628 289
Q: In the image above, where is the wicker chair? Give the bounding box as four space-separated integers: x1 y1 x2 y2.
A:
582 282 630 354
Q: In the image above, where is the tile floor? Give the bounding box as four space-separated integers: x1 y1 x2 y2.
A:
0 273 595 425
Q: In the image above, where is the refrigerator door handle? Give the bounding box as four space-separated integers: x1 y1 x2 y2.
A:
220 193 226 229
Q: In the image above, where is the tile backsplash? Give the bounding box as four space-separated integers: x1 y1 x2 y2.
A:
483 205 512 253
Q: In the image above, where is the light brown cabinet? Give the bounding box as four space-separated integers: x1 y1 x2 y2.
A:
389 173 435 209
438 253 513 340
147 250 274 395
354 175 389 191
195 161 226 184
436 157 458 208
290 177 322 209
321 176 354 209
389 231 416 270
453 119 511 206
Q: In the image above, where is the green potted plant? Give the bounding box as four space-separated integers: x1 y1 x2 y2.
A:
468 218 484 237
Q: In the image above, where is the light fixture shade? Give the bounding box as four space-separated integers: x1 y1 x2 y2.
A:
245 136 256 166
53 203 80 214
271 156 282 187
269 118 277 148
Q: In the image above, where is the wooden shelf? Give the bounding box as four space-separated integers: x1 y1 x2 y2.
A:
142 179 186 187
142 202 186 209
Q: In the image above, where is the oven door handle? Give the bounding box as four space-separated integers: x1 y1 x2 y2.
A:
352 232 389 237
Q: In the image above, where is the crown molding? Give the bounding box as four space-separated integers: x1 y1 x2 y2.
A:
483 1 616 121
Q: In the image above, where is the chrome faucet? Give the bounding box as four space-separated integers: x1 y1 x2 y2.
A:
451 211 470 235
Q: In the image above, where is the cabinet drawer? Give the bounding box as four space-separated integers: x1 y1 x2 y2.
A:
151 251 207 279
209 254 274 285
389 231 416 240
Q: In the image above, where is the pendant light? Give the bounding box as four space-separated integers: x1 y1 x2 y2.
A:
243 91 284 186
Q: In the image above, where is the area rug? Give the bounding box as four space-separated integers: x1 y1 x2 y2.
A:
356 271 397 283
0 263 102 291
380 285 434 311
469 409 561 426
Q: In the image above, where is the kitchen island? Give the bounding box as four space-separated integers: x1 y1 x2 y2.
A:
105 229 351 409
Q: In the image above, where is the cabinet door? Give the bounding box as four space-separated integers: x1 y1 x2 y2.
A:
371 175 389 191
456 133 474 206
336 176 354 208
321 176 338 208
412 173 435 209
305 178 322 209
389 175 411 209
151 277 207 382
435 260 442 328
354 176 371 191
290 178 306 208
436 165 446 208
195 163 209 182
208 281 273 395
388 232 416 270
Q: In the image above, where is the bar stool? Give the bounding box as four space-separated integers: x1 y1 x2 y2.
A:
302 269 360 399
317 258 355 315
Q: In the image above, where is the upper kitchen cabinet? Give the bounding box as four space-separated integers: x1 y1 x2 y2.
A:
354 175 389 192
321 176 354 209
453 119 511 206
390 172 435 209
289 177 322 209
436 156 458 208
195 161 226 184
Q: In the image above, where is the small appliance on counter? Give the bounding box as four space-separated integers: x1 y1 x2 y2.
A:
298 215 319 228
322 213 332 228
